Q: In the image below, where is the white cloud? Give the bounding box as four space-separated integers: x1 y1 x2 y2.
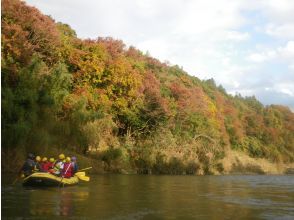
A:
260 0 294 22
225 31 250 41
247 41 294 67
247 50 276 63
264 82 294 97
265 23 294 39
24 0 294 110
248 53 269 63
278 41 294 60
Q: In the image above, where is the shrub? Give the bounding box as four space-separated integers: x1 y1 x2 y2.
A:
168 157 185 175
134 158 151 174
185 161 200 175
215 162 224 173
152 153 168 174
101 148 122 166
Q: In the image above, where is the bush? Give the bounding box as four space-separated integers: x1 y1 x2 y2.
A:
152 153 168 174
232 162 265 174
101 148 122 166
185 161 200 175
134 158 151 174
168 157 185 175
240 137 265 158
152 155 187 175
215 162 224 173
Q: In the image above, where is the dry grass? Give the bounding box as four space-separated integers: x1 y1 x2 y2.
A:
221 149 293 174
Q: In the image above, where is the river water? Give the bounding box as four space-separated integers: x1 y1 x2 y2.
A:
2 174 294 219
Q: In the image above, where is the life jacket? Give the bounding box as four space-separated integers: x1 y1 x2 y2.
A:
47 162 54 169
41 162 51 172
62 162 73 178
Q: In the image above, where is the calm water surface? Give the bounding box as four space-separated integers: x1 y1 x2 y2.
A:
2 175 294 219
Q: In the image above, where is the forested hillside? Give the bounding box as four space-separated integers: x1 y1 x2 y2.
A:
2 0 294 174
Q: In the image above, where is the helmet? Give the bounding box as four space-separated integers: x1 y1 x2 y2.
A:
28 153 35 159
49 158 55 163
66 157 71 162
36 156 41 162
71 156 77 161
42 157 48 162
59 154 65 160
63 159 66 163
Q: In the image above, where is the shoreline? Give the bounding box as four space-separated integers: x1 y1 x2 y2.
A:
2 148 293 176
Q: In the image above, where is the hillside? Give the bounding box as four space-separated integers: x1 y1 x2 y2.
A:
2 0 294 174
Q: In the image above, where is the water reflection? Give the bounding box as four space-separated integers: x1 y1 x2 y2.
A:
24 187 89 217
2 175 294 219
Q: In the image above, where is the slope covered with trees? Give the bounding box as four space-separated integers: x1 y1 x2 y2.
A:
2 0 294 174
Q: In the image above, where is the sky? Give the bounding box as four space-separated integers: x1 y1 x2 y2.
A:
25 0 294 111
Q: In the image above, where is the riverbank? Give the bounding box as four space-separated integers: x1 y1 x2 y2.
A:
221 150 294 175
2 148 293 175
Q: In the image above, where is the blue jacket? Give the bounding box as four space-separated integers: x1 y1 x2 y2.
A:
21 158 36 176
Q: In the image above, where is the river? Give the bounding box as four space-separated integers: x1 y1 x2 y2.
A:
2 174 294 219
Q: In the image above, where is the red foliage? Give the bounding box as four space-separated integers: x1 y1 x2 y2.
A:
143 71 170 117
169 82 207 114
97 37 125 59
2 0 60 65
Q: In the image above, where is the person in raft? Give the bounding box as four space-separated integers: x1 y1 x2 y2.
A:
34 156 42 172
71 156 78 174
62 157 73 178
40 157 51 172
52 154 65 176
48 158 55 171
20 153 36 177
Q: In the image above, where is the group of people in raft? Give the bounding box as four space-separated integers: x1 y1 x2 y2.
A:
21 153 78 178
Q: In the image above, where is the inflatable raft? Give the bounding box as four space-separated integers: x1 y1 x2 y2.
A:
22 172 79 187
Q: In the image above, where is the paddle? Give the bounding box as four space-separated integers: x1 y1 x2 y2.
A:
77 167 92 172
75 172 90 181
75 171 85 176
59 176 65 188
74 167 91 182
12 176 20 185
13 163 26 185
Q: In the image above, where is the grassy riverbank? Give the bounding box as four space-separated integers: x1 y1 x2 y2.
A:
2 147 293 175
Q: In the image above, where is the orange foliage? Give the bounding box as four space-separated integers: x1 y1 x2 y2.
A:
169 82 207 114
2 0 60 65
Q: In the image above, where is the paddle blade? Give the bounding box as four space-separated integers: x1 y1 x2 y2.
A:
75 171 85 176
78 175 90 181
75 172 90 181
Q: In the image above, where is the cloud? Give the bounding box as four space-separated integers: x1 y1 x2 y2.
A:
247 41 294 66
225 31 250 41
265 23 294 39
259 0 294 22
278 41 294 60
24 0 294 110
247 51 276 63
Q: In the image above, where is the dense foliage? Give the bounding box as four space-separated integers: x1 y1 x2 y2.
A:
2 0 294 173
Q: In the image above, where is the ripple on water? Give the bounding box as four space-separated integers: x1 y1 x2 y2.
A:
2 175 294 219
108 208 161 220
